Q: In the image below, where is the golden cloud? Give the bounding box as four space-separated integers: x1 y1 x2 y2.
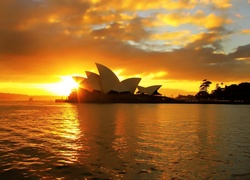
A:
242 29 250 34
0 0 249 87
150 30 190 40
93 0 196 11
155 11 231 29
199 0 232 9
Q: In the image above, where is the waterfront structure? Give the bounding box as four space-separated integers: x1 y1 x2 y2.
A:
68 63 172 103
137 85 162 96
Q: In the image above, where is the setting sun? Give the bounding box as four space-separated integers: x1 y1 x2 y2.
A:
45 76 79 96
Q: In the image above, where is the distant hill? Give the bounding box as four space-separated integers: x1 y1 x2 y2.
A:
0 93 62 101
0 93 29 101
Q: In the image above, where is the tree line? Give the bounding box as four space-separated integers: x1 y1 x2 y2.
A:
195 79 250 101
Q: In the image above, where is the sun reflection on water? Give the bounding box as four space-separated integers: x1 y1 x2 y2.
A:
50 105 82 164
1 102 250 179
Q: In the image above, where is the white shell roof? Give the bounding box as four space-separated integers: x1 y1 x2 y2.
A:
96 63 120 94
121 78 141 94
138 85 162 95
72 76 90 89
72 76 85 84
72 63 161 95
85 71 102 91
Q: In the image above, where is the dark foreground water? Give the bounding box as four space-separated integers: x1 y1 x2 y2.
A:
0 101 250 179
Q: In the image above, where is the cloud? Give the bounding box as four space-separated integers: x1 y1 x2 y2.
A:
1 34 250 84
242 29 250 34
155 11 232 29
230 44 250 59
93 0 196 11
198 0 232 9
0 0 249 87
91 17 149 42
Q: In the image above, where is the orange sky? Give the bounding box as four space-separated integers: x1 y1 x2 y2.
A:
0 0 250 97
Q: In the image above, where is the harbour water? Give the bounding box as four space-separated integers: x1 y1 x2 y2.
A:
0 101 250 179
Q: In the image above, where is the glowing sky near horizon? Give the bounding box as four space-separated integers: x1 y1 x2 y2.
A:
0 0 250 96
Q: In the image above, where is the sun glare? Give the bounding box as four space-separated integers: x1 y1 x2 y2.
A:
47 76 79 96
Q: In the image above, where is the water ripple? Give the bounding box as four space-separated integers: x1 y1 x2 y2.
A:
1 102 250 179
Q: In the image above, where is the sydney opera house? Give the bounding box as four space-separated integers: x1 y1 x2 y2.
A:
67 63 174 103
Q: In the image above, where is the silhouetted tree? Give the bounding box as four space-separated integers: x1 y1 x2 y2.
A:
195 79 212 99
199 79 212 92
195 80 250 101
210 82 224 99
209 82 250 101
223 83 250 100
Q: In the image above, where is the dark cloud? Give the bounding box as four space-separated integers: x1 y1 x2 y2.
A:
230 44 250 58
91 17 149 42
0 29 41 55
86 40 250 83
1 33 250 84
0 0 249 86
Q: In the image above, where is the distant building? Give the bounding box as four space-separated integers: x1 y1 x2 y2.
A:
67 63 173 103
176 95 196 101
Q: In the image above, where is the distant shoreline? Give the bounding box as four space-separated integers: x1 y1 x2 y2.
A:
173 100 250 105
55 98 250 105
0 92 63 101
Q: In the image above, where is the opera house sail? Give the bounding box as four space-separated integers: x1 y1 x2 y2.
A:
67 63 173 103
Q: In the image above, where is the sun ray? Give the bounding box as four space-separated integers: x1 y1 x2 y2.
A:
44 76 79 96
